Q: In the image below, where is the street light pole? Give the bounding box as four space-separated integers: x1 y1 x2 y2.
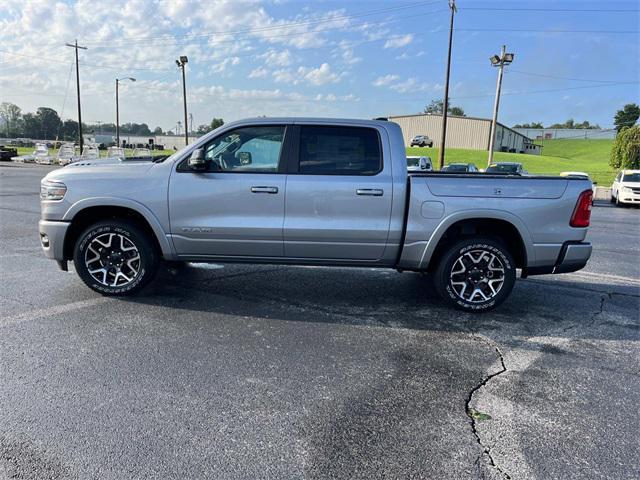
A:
65 40 87 152
438 0 456 170
116 77 136 147
176 56 189 146
487 45 514 166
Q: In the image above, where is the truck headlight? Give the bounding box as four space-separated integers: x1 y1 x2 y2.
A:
40 180 67 201
622 186 633 193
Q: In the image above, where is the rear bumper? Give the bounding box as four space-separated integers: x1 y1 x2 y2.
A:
39 219 70 262
522 241 592 277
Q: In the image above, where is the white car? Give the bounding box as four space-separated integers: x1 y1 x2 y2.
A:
611 170 640 206
57 143 77 166
560 172 596 200
12 143 51 163
407 156 433 172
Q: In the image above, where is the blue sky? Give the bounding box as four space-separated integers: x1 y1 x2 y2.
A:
1 0 638 132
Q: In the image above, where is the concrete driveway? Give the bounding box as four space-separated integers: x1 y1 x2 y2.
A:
1 164 638 479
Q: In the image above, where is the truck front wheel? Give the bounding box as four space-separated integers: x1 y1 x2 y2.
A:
434 237 516 312
73 220 159 296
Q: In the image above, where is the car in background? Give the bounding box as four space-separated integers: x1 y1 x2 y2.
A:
107 146 126 159
560 172 597 202
410 134 433 148
611 170 640 207
486 162 528 175
12 143 52 164
57 143 77 166
407 156 433 172
442 162 479 173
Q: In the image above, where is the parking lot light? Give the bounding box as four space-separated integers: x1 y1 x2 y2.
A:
487 45 515 166
116 77 136 148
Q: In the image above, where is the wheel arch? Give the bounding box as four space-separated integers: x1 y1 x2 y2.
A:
62 198 173 261
420 211 532 271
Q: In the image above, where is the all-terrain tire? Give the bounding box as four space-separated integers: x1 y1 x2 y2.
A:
73 220 159 296
434 237 516 312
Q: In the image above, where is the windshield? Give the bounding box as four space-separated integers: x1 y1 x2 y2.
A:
623 173 640 182
487 164 518 173
446 164 468 172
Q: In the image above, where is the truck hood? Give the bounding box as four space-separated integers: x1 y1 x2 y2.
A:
44 160 156 184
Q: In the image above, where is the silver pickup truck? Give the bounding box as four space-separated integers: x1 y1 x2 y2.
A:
39 117 593 312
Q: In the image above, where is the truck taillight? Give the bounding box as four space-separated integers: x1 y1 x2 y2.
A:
570 190 593 227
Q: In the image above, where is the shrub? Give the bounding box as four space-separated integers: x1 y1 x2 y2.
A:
610 125 640 170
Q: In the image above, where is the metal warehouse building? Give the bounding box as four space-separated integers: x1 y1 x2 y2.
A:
388 113 540 155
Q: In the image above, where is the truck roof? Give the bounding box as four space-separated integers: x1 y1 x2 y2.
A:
224 117 394 128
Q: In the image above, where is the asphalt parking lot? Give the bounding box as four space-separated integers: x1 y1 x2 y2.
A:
1 164 639 480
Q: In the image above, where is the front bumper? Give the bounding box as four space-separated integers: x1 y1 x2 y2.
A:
39 220 70 262
522 241 592 277
618 191 640 204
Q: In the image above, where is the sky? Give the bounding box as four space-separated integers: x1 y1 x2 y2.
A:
0 0 638 133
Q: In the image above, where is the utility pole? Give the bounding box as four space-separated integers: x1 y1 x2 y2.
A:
176 56 189 146
438 0 456 170
116 77 136 147
65 40 87 152
487 45 514 166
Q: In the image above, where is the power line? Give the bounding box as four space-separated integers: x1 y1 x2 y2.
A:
455 28 638 34
459 7 639 13
83 0 441 47
88 8 448 50
506 69 624 84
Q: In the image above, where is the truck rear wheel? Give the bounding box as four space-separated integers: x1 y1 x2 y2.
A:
434 237 516 312
73 220 159 296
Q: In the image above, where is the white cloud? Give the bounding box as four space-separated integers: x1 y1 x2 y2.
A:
389 77 431 94
298 63 341 86
384 34 413 49
372 74 400 87
259 49 292 67
248 67 269 78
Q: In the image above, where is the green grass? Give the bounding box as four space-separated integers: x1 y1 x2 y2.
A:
407 138 616 186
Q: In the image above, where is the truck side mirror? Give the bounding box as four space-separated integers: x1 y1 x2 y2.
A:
237 151 252 165
188 149 208 170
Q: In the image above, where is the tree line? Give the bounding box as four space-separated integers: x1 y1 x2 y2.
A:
0 102 225 140
513 104 639 131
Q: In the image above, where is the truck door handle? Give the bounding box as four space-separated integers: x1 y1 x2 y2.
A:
356 188 384 196
250 186 279 194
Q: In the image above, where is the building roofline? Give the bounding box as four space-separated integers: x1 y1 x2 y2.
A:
387 112 532 141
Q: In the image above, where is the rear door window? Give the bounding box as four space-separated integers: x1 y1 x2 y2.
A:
297 125 382 175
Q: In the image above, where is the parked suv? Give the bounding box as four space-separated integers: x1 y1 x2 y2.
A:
611 170 640 206
406 156 433 172
442 163 479 173
39 117 593 312
410 134 433 147
486 162 528 175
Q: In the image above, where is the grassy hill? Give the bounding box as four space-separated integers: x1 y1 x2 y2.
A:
407 138 616 186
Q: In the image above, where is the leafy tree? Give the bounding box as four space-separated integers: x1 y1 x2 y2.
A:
153 126 163 135
196 124 210 135
210 118 224 130
614 103 640 132
21 113 40 139
610 125 640 169
35 107 63 139
0 102 22 137
62 120 79 141
513 122 544 129
424 99 465 116
547 119 600 129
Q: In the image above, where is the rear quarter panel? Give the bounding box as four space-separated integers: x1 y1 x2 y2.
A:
399 174 592 270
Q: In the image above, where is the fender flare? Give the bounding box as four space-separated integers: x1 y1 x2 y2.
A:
418 209 534 270
63 197 174 256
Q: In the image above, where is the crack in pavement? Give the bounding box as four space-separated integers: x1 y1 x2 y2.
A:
466 336 511 480
562 293 609 333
